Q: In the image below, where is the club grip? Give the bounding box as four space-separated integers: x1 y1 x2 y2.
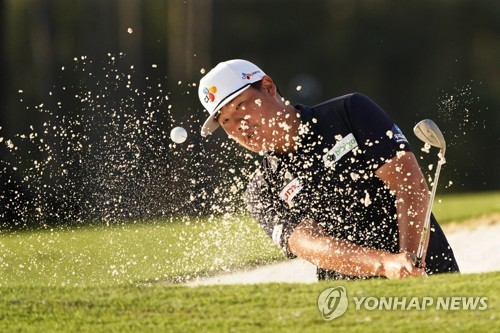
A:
414 257 423 268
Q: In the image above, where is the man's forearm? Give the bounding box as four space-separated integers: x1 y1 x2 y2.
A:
288 219 388 277
375 152 430 258
395 191 429 255
393 173 430 261
298 234 388 276
288 218 425 279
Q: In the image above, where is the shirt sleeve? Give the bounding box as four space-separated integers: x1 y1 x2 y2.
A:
243 167 302 259
346 93 412 165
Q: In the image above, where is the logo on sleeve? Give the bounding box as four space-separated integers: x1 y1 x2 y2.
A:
323 133 358 167
391 124 409 144
279 178 303 205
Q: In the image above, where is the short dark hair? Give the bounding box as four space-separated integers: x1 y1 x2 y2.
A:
250 80 263 90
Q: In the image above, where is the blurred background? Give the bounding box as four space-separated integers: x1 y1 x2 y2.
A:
1 0 499 228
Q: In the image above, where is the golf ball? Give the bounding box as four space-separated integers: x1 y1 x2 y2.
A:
170 126 188 144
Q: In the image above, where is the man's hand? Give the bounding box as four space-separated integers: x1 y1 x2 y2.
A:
380 252 426 279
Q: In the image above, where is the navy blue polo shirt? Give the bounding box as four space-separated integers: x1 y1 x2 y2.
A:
244 93 459 278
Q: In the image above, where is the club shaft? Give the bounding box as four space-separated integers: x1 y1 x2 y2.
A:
415 150 444 268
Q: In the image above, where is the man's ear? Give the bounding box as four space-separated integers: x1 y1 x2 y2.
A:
261 75 277 96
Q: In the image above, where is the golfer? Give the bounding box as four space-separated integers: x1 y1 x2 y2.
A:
198 59 459 280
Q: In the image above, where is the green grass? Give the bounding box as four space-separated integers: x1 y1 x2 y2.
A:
0 191 499 331
0 272 498 332
0 216 284 287
433 191 500 224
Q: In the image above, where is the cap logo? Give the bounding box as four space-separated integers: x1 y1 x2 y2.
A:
203 86 217 103
242 71 261 80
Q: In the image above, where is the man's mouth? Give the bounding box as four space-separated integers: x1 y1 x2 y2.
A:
244 127 259 142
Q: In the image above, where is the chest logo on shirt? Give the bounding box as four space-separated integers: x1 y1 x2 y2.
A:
279 178 303 205
323 133 358 167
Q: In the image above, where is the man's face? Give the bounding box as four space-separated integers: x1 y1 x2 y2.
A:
216 82 293 153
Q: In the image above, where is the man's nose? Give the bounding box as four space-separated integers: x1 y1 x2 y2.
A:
238 119 249 132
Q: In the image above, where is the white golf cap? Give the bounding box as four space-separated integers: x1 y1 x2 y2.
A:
199 59 265 137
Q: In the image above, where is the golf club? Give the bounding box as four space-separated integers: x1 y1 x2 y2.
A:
413 119 446 268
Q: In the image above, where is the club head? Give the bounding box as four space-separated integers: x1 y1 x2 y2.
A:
413 119 446 154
